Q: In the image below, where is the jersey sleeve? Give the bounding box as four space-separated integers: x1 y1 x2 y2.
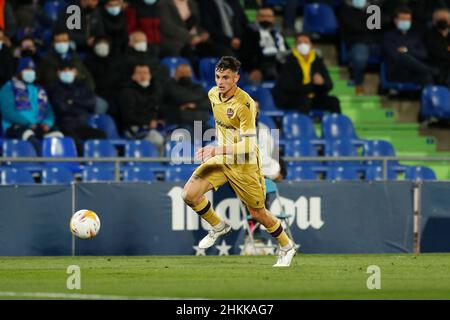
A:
232 99 257 155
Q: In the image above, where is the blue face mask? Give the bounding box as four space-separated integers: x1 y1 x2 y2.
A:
352 0 366 9
397 20 412 31
59 71 76 84
22 70 36 83
106 6 121 16
144 0 157 5
54 42 70 55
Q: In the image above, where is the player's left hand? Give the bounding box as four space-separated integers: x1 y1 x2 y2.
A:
195 146 216 163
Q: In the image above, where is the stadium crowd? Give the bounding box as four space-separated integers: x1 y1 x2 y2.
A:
0 0 449 158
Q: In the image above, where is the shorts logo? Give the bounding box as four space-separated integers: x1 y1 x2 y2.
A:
226 108 234 118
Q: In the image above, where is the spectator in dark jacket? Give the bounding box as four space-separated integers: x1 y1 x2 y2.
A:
272 33 341 114
240 6 289 84
198 0 249 56
426 8 450 87
119 63 166 154
0 28 14 87
383 6 436 85
100 0 129 56
0 0 17 47
126 0 161 56
166 63 210 133
37 30 95 90
56 0 105 54
48 61 106 154
339 0 389 95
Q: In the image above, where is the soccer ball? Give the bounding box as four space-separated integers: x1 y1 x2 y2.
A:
70 209 101 239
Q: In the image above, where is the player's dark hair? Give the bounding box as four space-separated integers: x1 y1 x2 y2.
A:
394 6 412 18
215 56 241 73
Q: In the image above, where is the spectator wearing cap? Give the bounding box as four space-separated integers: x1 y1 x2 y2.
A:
272 33 341 114
126 0 161 55
37 30 95 91
0 28 14 87
48 61 107 154
0 57 63 155
100 0 129 56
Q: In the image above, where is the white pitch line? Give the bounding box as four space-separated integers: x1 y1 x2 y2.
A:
0 291 208 300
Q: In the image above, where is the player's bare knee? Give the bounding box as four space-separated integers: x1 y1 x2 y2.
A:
248 207 265 220
181 189 195 206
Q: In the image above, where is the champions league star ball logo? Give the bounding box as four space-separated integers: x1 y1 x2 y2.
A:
227 108 234 118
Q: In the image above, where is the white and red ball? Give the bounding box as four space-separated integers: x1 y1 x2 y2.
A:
70 209 101 239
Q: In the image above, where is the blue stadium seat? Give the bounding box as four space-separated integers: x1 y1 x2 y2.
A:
326 166 360 181
243 85 284 116
122 166 156 182
258 114 277 130
199 57 219 89
365 166 397 181
2 139 40 170
286 165 317 181
160 56 191 78
124 140 162 169
282 112 318 140
42 137 81 172
41 166 74 184
362 140 397 166
380 63 421 92
1 168 35 184
321 113 360 141
84 140 117 168
325 139 359 167
82 166 115 182
303 3 338 36
165 165 196 182
43 0 67 22
284 139 319 167
87 114 124 143
165 140 195 165
421 86 450 120
405 166 437 181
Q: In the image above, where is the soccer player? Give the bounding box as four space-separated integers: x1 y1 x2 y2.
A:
181 56 296 267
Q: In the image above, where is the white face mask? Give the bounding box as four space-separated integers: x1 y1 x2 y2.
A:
134 41 147 52
297 43 311 56
138 80 151 88
94 43 110 57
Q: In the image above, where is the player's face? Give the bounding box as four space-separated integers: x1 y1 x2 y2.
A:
215 69 239 95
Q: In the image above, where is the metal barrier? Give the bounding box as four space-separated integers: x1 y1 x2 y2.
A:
1 156 449 181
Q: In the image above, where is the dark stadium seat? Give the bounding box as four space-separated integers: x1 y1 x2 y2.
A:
84 140 117 168
243 85 284 116
421 86 450 121
87 114 125 144
82 166 115 182
303 3 338 36
41 166 74 184
122 166 156 182
199 57 219 89
365 166 397 181
405 166 437 181
258 114 277 130
1 168 35 184
326 166 360 181
380 63 421 92
43 0 67 22
161 56 191 78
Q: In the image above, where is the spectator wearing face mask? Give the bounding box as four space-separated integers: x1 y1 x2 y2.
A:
119 63 166 153
126 0 161 55
37 30 95 91
13 36 41 67
0 28 14 87
240 6 289 85
0 58 63 156
55 0 105 54
426 8 450 87
165 63 210 134
272 33 341 115
122 31 170 87
100 0 129 56
85 37 123 122
339 0 389 95
48 61 107 154
383 6 436 86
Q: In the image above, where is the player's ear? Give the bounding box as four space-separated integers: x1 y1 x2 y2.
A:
234 73 240 85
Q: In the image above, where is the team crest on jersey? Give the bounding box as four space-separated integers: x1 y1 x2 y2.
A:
226 108 234 118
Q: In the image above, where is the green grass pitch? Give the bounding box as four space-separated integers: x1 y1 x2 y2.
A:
0 254 450 299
